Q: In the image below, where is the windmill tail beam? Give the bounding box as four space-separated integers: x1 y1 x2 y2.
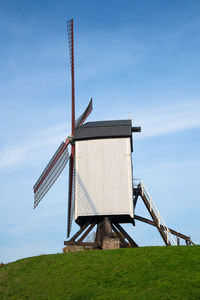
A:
134 215 195 245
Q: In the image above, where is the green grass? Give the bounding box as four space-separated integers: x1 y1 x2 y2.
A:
0 246 200 299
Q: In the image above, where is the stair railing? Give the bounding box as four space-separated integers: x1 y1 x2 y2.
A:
139 181 176 246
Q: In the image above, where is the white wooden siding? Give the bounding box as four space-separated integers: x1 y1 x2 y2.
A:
74 138 133 219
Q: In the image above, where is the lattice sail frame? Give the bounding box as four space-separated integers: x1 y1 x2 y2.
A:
34 142 69 208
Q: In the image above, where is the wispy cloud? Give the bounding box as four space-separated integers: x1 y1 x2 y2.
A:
1 101 200 170
0 123 69 170
134 100 200 139
0 145 27 169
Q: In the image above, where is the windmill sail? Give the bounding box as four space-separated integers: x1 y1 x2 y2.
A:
33 19 94 240
75 98 93 128
33 141 70 208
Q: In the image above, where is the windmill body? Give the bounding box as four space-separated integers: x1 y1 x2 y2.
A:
73 120 134 225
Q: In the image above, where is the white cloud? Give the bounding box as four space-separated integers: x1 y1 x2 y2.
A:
0 123 69 170
134 100 200 139
1 101 200 170
0 145 27 169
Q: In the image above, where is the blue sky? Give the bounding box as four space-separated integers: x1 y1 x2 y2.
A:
0 0 200 263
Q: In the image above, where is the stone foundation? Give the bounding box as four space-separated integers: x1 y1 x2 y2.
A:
102 237 120 249
63 245 94 253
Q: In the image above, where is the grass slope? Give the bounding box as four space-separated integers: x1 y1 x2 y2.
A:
0 246 200 299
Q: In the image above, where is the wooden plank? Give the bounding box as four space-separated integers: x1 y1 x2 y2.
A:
64 241 96 246
79 242 96 246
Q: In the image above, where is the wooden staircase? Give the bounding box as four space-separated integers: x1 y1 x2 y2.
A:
134 181 195 246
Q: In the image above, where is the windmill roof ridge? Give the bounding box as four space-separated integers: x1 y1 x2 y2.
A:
81 119 132 128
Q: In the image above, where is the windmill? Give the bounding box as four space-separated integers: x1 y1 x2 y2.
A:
33 19 195 250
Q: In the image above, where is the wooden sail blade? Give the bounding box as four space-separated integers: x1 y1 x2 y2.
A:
67 146 75 237
75 98 93 128
33 141 70 208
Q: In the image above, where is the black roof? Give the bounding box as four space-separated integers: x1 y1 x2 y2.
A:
73 119 132 141
80 120 132 128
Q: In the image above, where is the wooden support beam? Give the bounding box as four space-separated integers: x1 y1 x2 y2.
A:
135 215 189 241
111 224 129 248
113 223 138 248
95 222 105 248
95 223 100 245
134 215 195 245
68 222 90 243
77 223 96 243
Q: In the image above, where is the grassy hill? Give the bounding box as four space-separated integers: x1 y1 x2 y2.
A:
0 246 199 299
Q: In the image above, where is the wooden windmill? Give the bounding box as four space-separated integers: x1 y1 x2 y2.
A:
33 19 195 250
